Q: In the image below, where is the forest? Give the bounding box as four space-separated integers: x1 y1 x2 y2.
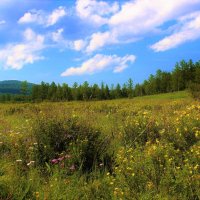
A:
0 59 200 102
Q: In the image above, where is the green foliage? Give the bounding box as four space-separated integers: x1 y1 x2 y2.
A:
32 114 113 173
189 83 200 100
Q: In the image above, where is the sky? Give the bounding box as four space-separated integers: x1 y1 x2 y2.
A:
0 0 200 86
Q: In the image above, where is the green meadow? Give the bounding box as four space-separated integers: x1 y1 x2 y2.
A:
0 91 199 200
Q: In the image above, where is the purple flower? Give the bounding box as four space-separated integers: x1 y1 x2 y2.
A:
51 159 59 164
58 157 64 162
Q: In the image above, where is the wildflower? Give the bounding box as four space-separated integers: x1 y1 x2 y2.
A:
194 165 199 170
168 158 173 162
35 192 39 199
69 164 75 171
57 157 64 162
51 159 59 164
146 181 154 189
29 146 34 151
65 154 71 159
27 161 35 166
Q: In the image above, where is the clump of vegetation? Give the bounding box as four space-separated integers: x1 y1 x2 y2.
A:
189 83 200 100
32 114 113 173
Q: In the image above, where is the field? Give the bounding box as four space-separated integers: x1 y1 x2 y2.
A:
0 91 199 200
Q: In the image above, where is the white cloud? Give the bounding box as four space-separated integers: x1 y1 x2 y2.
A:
18 6 67 27
86 31 116 53
73 39 87 51
0 29 45 70
51 28 65 43
61 54 136 76
151 11 200 52
76 0 119 26
18 10 45 25
46 7 67 26
0 20 6 25
84 0 200 52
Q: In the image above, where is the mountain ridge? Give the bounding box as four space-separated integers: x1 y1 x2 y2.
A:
0 80 34 94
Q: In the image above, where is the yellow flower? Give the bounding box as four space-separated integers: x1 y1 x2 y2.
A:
194 165 199 170
35 192 39 199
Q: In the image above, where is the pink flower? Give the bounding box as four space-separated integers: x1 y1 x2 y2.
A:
51 159 59 164
69 164 75 171
58 157 64 161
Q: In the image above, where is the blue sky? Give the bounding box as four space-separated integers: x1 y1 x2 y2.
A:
0 0 200 86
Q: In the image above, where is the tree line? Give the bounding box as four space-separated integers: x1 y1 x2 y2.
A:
134 59 200 96
0 59 199 102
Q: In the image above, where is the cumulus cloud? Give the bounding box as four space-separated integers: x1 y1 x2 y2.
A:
61 54 136 76
18 6 67 27
86 31 116 53
18 10 44 24
151 11 200 52
0 28 45 70
83 0 200 52
47 7 67 26
76 0 119 26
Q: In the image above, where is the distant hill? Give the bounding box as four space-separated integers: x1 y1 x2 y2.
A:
0 80 34 94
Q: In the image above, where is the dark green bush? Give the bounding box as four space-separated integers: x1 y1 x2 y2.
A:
32 115 114 174
189 83 200 100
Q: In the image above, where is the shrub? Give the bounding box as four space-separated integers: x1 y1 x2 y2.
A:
189 83 200 100
32 115 114 174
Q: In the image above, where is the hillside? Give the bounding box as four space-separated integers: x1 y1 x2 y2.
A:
0 80 34 94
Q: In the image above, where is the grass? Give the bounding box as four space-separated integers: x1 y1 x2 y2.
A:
134 91 191 100
0 91 199 199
